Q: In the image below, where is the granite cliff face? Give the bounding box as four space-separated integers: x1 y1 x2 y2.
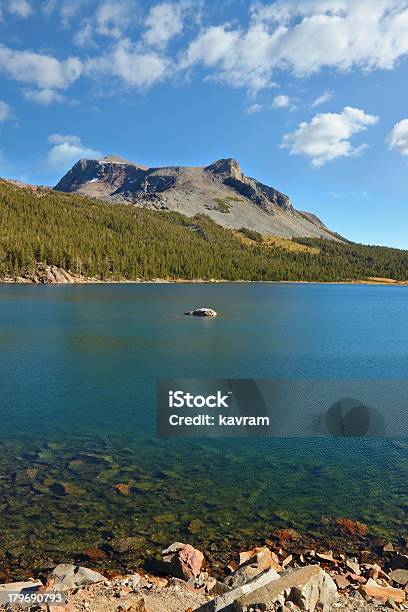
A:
54 156 335 239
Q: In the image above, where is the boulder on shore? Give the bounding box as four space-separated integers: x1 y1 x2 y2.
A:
161 542 204 580
224 546 281 589
185 308 218 317
47 564 107 592
198 565 337 612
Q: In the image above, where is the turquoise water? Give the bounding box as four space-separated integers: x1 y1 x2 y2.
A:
1 283 408 578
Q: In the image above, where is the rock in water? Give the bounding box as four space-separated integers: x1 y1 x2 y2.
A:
185 308 218 317
109 536 146 553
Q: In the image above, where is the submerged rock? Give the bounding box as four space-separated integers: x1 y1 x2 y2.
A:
110 536 146 554
14 467 39 485
184 308 218 317
77 452 114 464
83 548 107 562
114 482 133 496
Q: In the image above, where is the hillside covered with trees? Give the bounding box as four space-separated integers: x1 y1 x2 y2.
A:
1 180 407 283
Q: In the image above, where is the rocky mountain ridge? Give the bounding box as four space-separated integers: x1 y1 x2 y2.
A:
54 156 337 240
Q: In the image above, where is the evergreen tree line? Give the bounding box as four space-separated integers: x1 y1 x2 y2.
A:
1 181 407 282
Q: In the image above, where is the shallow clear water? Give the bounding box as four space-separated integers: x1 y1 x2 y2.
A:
1 283 408 578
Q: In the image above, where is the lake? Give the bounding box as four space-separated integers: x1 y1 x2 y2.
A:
0 283 407 579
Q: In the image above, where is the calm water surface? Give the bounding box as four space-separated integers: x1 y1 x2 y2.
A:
0 283 407 577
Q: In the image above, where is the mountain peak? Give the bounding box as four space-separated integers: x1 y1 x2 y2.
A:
204 158 243 180
54 156 334 240
101 155 149 170
102 155 131 164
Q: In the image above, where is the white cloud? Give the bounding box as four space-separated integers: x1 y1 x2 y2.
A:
24 88 65 105
184 0 408 92
184 26 238 68
312 91 333 107
3 0 408 102
0 45 82 89
329 190 370 199
42 0 58 15
43 0 87 26
74 22 97 48
86 38 170 89
60 0 82 22
252 0 408 74
282 106 379 167
95 0 136 38
273 94 290 108
0 100 12 121
9 0 32 17
144 3 184 48
387 119 408 156
272 94 297 111
183 24 273 91
46 0 135 46
246 103 263 115
73 1 137 48
47 134 102 169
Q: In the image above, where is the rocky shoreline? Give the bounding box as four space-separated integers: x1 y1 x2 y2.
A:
1 262 408 285
0 263 217 284
2 529 408 611
0 263 140 284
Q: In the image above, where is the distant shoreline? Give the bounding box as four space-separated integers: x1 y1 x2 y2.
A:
1 277 408 287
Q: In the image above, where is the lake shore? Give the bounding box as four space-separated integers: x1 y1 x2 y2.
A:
1 528 407 611
1 270 408 287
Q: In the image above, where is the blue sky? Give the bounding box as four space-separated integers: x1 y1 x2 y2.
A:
1 0 408 247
